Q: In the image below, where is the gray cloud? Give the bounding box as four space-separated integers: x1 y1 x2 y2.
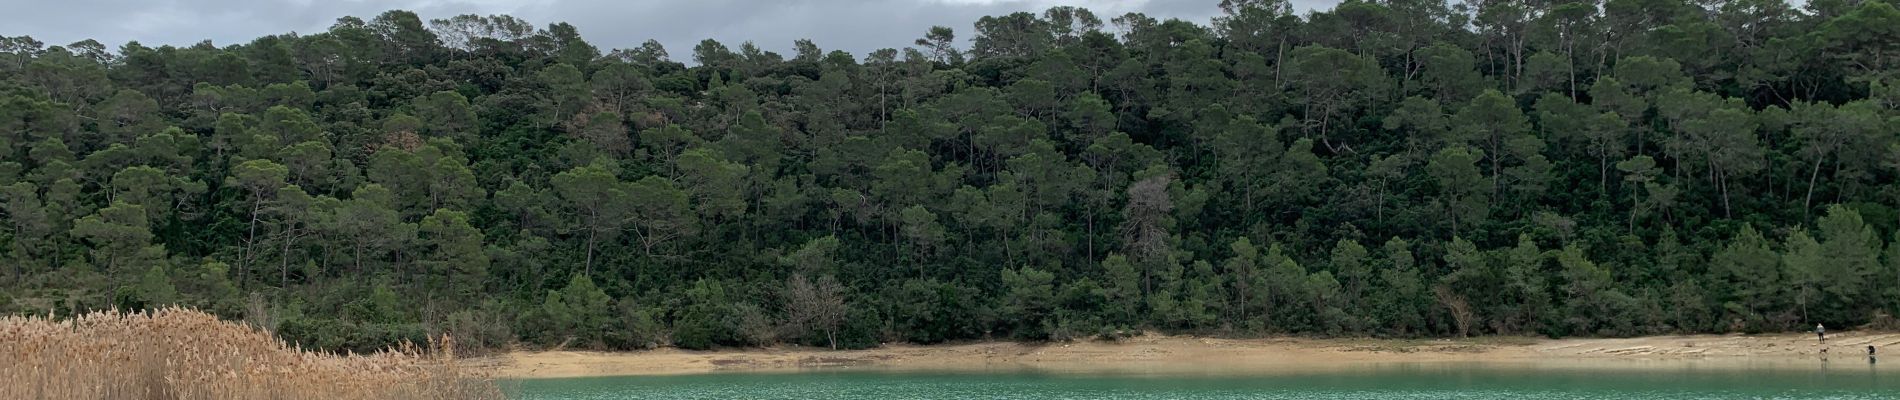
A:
0 0 1343 59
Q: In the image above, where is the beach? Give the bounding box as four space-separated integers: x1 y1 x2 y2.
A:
480 331 1898 378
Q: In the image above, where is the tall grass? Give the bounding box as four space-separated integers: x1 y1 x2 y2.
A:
0 307 503 400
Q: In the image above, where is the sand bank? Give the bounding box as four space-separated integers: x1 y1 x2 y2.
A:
479 331 1899 379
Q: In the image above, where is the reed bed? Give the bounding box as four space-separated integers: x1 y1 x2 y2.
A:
0 307 504 400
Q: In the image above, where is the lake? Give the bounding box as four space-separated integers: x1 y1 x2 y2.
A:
508 358 1897 399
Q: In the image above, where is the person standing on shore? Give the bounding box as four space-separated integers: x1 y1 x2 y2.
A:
1816 323 1826 343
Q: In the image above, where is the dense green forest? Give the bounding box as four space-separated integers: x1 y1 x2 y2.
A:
1 0 1899 352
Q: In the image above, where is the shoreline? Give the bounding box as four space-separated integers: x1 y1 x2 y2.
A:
476 331 1897 379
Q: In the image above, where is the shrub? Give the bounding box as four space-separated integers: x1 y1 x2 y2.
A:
278 317 429 355
603 299 665 350
671 306 734 350
834 305 883 350
441 308 514 354
673 278 743 350
734 302 778 346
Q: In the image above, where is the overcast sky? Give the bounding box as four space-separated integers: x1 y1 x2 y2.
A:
0 0 1343 59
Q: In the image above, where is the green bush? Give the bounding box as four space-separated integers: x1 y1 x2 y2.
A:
441 308 514 353
834 306 882 350
603 299 665 350
278 317 428 354
671 305 735 350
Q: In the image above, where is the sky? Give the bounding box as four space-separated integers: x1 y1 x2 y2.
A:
0 0 1343 60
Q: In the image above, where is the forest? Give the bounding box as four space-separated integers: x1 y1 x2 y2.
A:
1 0 1898 352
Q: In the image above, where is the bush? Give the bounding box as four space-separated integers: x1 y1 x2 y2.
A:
672 305 736 350
1865 311 1900 331
279 317 338 350
1094 326 1138 341
603 299 665 350
888 279 986 344
1047 310 1104 342
834 305 883 350
278 317 428 355
511 275 618 348
342 284 405 324
673 279 744 350
734 303 778 346
512 294 568 346
441 308 514 354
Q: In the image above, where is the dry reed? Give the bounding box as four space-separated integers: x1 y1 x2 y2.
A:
0 307 504 400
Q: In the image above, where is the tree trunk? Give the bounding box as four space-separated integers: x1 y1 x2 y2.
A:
584 229 598 276
1273 37 1287 86
1086 211 1096 264
1599 156 1609 195
241 199 263 287
1629 190 1640 234
1720 172 1733 219
1238 281 1249 323
1565 35 1577 98
1799 285 1810 324
1448 197 1462 238
280 227 296 288
1491 137 1503 199
1635 130 1646 161
1804 157 1824 219
1376 185 1386 223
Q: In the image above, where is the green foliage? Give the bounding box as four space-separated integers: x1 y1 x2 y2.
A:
606 299 665 350
418 209 487 300
5 1 1900 355
277 317 429 355
673 279 740 350
1000 266 1058 339
136 265 178 306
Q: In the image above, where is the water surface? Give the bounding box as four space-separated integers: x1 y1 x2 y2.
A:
510 359 1897 399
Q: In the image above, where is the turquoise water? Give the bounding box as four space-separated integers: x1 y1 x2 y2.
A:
509 360 1899 399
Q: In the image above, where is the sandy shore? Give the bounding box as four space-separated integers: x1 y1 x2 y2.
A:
477 331 1900 379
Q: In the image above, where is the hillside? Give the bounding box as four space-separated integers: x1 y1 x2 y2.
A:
1 0 1899 352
